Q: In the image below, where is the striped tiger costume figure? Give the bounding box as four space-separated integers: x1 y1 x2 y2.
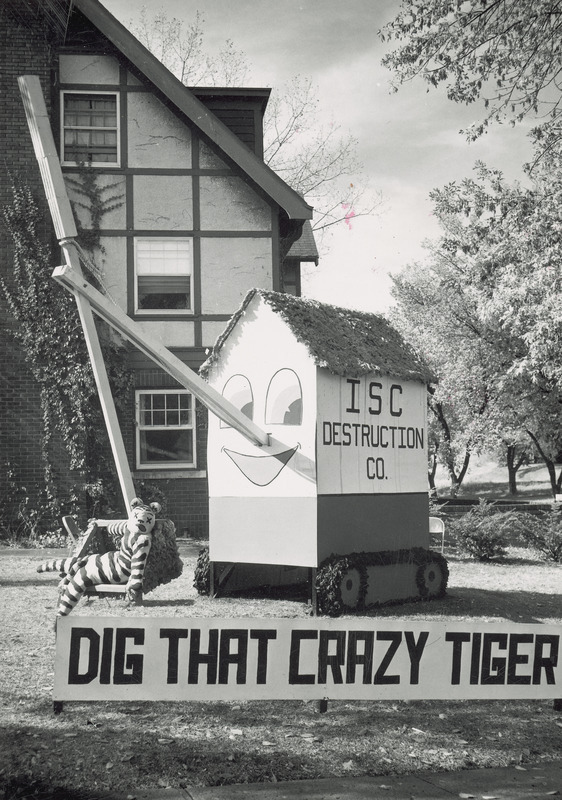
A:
37 498 161 617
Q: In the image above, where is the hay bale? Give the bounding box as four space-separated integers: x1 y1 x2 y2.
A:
143 519 183 594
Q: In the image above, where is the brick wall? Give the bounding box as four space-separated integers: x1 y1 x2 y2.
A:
0 7 59 522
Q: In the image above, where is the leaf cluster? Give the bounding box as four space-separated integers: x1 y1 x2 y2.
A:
380 0 562 163
519 506 562 561
391 157 562 491
449 499 520 560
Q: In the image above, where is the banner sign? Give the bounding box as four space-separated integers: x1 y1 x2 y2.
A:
54 617 561 702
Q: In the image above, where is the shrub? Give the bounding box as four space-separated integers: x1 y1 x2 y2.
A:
449 500 521 561
193 547 210 594
519 506 562 563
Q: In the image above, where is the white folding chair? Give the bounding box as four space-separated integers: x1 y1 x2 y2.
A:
429 516 445 553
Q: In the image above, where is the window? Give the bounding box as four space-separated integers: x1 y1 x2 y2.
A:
135 238 193 314
221 375 253 428
136 390 196 468
265 369 303 425
61 92 119 166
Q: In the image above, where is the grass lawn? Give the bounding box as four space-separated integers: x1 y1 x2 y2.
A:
435 458 555 502
0 543 560 794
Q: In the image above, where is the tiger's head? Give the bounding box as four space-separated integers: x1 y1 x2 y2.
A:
127 497 162 536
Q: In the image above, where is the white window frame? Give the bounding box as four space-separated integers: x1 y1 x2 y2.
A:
61 90 120 167
134 237 194 316
135 389 196 470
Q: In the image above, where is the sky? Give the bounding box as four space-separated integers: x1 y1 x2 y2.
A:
102 0 534 315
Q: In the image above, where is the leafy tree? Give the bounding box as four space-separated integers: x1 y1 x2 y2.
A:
380 0 562 165
131 7 381 243
391 253 501 496
392 158 562 497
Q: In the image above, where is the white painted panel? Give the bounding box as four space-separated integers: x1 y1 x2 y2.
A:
209 496 317 566
200 238 272 314
133 176 193 230
316 372 427 495
200 176 272 231
59 55 119 84
128 94 192 168
137 320 196 348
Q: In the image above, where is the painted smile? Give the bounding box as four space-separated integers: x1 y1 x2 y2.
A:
222 444 300 486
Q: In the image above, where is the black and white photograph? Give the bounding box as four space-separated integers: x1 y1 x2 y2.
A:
1 1 561 798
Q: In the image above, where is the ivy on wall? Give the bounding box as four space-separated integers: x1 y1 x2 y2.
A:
66 164 124 260
1 178 131 522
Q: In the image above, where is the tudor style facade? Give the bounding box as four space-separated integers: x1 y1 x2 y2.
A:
0 0 317 535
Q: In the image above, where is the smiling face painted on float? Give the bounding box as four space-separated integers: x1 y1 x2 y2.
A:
204 295 318 568
220 369 303 486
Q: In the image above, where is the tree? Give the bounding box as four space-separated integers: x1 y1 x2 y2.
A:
132 8 250 86
380 0 562 166
392 158 562 498
131 7 381 245
391 250 504 496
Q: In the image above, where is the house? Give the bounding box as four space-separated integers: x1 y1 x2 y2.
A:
0 0 315 535
202 289 435 589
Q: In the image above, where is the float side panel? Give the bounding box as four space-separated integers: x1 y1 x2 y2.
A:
209 496 317 567
317 493 429 564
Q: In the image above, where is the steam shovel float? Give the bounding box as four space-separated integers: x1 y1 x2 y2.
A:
54 267 448 615
196 289 448 615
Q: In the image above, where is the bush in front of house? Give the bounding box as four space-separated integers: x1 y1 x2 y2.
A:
194 546 210 594
518 506 562 563
449 500 521 561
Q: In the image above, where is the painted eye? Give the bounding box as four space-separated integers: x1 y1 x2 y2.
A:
221 374 254 427
265 369 303 425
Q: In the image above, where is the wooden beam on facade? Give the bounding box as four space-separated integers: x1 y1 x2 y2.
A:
53 263 271 448
18 75 136 510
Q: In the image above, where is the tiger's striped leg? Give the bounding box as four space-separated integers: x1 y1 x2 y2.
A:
125 533 152 600
57 556 87 594
56 553 128 616
56 567 95 616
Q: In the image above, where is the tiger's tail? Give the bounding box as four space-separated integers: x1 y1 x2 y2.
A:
37 557 77 575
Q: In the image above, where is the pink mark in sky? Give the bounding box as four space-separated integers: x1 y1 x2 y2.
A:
342 203 355 229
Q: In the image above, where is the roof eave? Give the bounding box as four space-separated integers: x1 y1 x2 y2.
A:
73 0 313 221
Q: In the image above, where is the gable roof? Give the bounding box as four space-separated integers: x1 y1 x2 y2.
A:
72 0 312 222
201 289 434 384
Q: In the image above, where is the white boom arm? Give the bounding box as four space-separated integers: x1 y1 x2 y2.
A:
52 265 270 447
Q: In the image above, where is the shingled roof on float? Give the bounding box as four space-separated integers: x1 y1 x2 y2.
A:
200 289 434 384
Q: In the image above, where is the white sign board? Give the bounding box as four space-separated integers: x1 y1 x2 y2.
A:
54 617 561 702
316 373 427 495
